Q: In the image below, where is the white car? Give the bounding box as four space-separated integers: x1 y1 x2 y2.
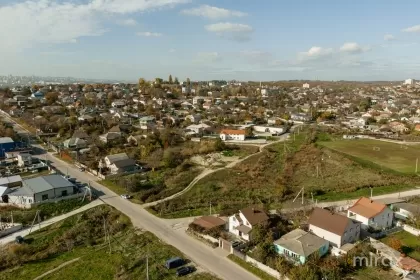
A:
121 194 132 199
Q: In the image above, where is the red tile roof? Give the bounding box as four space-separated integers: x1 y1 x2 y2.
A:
220 129 246 135
348 197 386 218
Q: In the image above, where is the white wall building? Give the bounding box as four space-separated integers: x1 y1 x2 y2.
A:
303 83 310 89
404 79 415 85
220 129 246 141
347 197 393 230
308 208 361 248
228 207 269 241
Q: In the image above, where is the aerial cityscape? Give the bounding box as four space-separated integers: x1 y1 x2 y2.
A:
1 1 420 280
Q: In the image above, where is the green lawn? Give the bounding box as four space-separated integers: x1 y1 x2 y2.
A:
381 231 420 262
319 139 420 174
0 205 219 280
350 266 401 280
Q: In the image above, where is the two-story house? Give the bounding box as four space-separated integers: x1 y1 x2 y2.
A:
228 206 269 241
347 197 393 230
308 207 361 248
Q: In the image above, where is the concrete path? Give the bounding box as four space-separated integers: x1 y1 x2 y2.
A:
0 200 104 245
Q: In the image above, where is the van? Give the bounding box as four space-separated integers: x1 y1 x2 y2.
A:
165 257 184 269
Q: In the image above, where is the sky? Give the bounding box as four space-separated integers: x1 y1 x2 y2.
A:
1 0 420 82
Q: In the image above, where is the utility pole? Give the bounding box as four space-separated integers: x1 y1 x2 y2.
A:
146 253 149 280
209 201 212 215
316 164 319 178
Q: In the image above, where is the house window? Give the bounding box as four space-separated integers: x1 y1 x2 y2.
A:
42 194 48 201
62 190 68 196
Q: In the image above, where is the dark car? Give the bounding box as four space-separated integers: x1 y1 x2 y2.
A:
15 236 24 244
166 257 184 269
176 266 194 277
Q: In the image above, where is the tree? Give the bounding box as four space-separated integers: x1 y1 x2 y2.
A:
388 237 402 252
174 77 179 85
186 78 191 86
168 75 173 84
45 92 59 105
138 78 146 89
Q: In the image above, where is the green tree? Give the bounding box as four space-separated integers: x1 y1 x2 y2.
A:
174 77 179 84
168 75 173 84
186 78 191 86
138 78 146 89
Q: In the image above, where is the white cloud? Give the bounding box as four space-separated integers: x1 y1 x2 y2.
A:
402 25 420 33
299 46 333 60
384 34 395 41
137 32 162 37
181 5 247 20
340 42 370 54
205 22 253 41
89 0 190 14
117 18 137 26
0 0 188 53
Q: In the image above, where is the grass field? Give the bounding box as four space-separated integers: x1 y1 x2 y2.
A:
349 266 401 280
382 231 420 262
227 255 277 280
319 139 420 174
150 130 419 218
0 205 219 280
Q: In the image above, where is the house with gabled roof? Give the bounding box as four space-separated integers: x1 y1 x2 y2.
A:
273 228 329 264
228 206 269 241
220 129 246 141
308 207 360 248
347 197 393 229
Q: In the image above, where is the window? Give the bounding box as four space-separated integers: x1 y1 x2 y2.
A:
62 190 68 196
42 194 48 201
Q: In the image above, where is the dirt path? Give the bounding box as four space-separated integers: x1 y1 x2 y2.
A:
33 257 80 280
143 134 290 208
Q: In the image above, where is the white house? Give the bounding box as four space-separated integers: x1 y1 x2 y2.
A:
303 83 310 89
17 153 32 167
253 125 284 135
220 129 246 141
228 207 269 241
192 96 205 105
6 175 76 208
139 116 156 130
111 100 126 108
347 197 393 230
186 123 210 135
308 207 361 248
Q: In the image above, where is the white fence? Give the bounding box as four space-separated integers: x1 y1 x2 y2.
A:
245 255 288 279
403 224 420 236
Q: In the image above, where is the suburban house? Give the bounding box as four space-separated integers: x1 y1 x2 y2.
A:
101 153 137 175
99 125 123 143
0 186 12 202
308 207 361 248
139 116 156 130
220 129 246 141
191 216 227 232
347 197 394 229
6 175 76 208
228 206 269 241
63 137 87 150
185 114 201 124
392 202 420 220
186 123 211 135
273 228 329 264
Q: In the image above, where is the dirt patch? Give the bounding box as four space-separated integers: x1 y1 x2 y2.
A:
190 153 240 167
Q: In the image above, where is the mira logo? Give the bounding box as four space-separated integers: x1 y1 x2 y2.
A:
351 255 391 267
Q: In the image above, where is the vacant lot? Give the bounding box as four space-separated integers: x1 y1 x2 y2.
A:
150 130 418 218
320 139 420 174
382 231 420 262
0 205 219 280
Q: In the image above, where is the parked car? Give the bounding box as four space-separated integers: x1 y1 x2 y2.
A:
166 257 184 269
120 194 132 199
176 266 194 277
15 236 24 244
232 241 242 247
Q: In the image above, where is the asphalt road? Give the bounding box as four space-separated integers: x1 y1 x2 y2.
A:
0 111 259 280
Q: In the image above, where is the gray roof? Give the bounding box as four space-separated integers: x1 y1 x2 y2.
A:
113 158 136 168
8 186 31 196
393 203 420 215
106 153 129 163
274 229 328 257
0 175 22 185
0 186 11 196
0 137 14 144
22 175 74 194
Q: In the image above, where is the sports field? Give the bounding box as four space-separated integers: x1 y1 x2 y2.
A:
320 139 420 174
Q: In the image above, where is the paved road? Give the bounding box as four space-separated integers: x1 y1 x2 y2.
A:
0 200 104 245
0 111 259 280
